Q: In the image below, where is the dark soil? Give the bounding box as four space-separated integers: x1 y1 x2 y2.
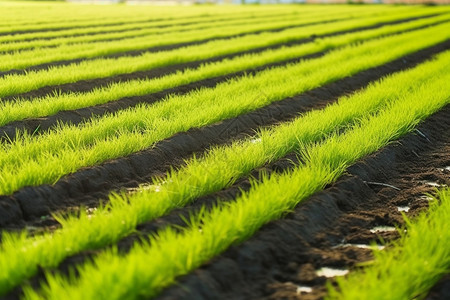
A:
1 38 449 144
0 17 344 79
3 95 449 300
0 17 343 56
0 14 438 80
0 12 245 37
1 12 296 44
155 104 450 300
0 42 447 230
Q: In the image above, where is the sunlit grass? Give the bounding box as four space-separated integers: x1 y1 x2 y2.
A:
1 49 449 297
1 13 449 126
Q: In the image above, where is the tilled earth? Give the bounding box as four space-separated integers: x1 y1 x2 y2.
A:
0 20 449 299
156 105 450 300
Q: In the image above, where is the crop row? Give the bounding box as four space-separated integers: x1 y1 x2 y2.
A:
0 9 345 50
1 6 430 71
2 13 450 100
330 187 450 299
4 50 448 299
0 23 448 197
1 13 449 128
1 42 449 296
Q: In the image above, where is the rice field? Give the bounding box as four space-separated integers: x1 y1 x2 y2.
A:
0 2 449 299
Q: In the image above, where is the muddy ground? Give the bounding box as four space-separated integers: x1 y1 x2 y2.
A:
156 105 450 300
0 16 449 299
1 40 448 232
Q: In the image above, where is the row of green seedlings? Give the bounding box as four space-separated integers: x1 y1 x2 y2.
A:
0 9 335 51
0 4 290 34
0 8 313 43
1 14 449 127
2 12 449 99
0 22 448 196
15 51 450 300
1 47 449 297
1 6 441 71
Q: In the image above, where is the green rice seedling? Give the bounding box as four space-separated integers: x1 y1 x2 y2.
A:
0 24 448 197
328 187 450 300
2 13 449 126
20 62 450 300
0 6 436 71
0 10 346 52
1 48 449 297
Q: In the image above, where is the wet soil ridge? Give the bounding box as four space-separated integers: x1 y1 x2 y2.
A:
1 39 449 145
155 105 450 300
7 94 449 300
0 43 446 231
0 14 437 79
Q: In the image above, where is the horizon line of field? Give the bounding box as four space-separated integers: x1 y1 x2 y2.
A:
3 12 449 104
0 24 444 230
15 61 450 300
2 40 446 232
1 6 446 74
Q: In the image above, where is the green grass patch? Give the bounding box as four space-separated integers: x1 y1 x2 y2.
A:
0 24 448 196
20 54 450 300
2 13 449 125
1 48 449 297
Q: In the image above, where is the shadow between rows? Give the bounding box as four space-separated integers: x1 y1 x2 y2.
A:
0 14 439 80
0 41 447 231
6 89 450 300
155 105 450 300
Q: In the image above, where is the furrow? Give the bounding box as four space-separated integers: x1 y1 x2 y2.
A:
4 13 448 102
1 50 448 297
156 105 450 300
0 41 445 229
0 7 435 75
17 63 450 300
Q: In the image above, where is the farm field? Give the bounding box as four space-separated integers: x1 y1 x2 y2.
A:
0 1 449 299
